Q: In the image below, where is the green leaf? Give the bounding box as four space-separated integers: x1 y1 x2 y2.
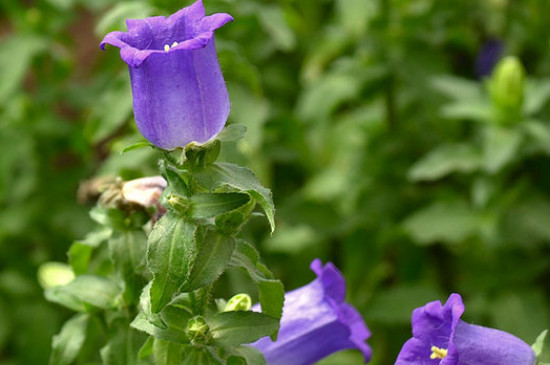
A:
109 230 148 305
408 143 480 181
95 2 154 36
524 79 550 115
532 330 548 357
100 319 146 365
432 75 484 101
209 311 279 347
482 126 522 173
130 313 188 344
257 4 296 51
227 346 266 365
230 241 284 336
0 35 47 103
190 193 251 219
147 213 198 313
49 314 89 365
403 201 480 245
45 275 121 311
152 339 184 365
138 336 154 360
194 163 275 232
183 231 236 291
180 346 223 365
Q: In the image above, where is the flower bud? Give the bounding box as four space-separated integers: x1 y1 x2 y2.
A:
187 316 209 343
488 56 525 113
223 293 252 312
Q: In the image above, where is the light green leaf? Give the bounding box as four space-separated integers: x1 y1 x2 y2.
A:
217 124 247 143
49 314 89 365
432 75 483 101
209 311 279 347
45 275 121 311
257 5 296 51
483 126 522 173
183 231 236 291
147 214 197 313
408 143 481 181
194 163 275 232
524 79 550 115
403 201 480 245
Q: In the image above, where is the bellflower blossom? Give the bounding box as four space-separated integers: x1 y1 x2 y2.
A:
395 293 536 365
475 39 503 79
101 0 232 150
251 259 372 365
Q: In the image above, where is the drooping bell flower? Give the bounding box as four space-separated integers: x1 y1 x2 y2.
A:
395 293 536 365
251 259 372 365
100 0 232 150
475 39 503 79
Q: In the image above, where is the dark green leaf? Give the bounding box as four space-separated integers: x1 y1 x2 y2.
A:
183 231 236 291
209 311 279 347
194 163 275 232
49 314 89 365
190 193 251 219
138 336 154 360
100 319 146 365
147 213 198 313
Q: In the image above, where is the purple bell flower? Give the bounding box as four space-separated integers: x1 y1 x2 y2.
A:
100 0 232 150
251 259 372 365
395 293 536 365
475 39 503 79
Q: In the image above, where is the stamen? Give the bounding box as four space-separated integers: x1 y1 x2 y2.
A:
430 346 448 360
164 44 170 52
171 41 179 48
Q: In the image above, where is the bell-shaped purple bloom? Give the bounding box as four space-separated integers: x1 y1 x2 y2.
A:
251 259 372 365
100 0 232 150
395 293 536 365
475 39 503 79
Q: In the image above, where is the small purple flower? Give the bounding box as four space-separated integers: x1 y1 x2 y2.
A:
100 0 232 150
251 259 372 365
395 293 536 365
475 39 503 79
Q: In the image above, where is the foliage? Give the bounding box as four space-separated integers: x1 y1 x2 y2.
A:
1 0 550 364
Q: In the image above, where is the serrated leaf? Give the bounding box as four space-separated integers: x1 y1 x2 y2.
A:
194 163 275 232
49 314 89 365
183 231 236 291
45 275 121 311
209 311 279 347
130 313 188 344
153 339 184 365
147 213 197 313
408 143 480 181
190 193 251 219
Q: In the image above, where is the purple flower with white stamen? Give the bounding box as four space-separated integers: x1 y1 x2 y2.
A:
100 0 232 150
251 259 372 365
395 293 536 365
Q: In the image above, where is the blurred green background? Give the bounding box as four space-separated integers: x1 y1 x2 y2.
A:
1 0 550 363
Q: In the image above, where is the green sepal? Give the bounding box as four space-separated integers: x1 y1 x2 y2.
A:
181 345 223 365
121 141 155 154
533 329 550 364
182 139 222 169
190 192 251 219
194 162 275 232
45 275 121 312
209 311 279 347
159 159 191 198
49 313 89 365
147 213 198 313
182 229 236 291
217 124 247 143
100 318 147 365
153 338 184 365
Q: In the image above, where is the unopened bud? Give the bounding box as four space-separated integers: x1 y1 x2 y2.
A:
187 316 209 342
488 56 525 113
122 176 167 207
223 293 252 312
